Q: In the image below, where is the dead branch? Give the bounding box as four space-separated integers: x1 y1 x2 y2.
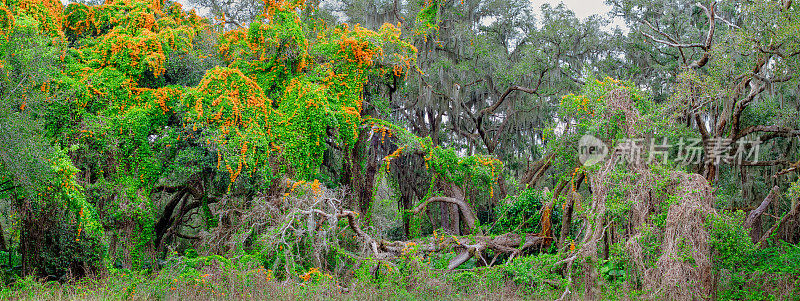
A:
688 2 716 69
772 160 800 178
297 204 548 270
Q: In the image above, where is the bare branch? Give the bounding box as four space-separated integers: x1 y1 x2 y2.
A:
753 73 793 84
715 15 740 29
638 31 705 49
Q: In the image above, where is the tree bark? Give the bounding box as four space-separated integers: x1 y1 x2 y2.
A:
558 195 575 252
19 201 48 276
412 196 479 235
393 152 428 239
0 217 6 253
396 193 411 239
520 154 556 187
558 189 583 252
154 190 189 253
346 126 380 218
745 186 780 243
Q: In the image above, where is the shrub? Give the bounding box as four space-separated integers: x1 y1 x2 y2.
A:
708 210 800 300
490 188 558 236
502 253 565 298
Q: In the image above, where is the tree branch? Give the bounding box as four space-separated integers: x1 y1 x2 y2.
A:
745 186 780 242
687 2 716 69
410 196 480 234
478 86 537 117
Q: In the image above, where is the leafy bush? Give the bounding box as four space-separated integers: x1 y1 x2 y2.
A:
490 188 556 235
502 253 565 298
708 210 800 300
599 256 626 283
707 210 756 271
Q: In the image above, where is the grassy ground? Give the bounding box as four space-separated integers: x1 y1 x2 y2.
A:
0 266 542 301
5 263 798 300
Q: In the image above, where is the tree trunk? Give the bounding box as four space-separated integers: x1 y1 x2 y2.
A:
449 203 461 235
393 152 428 239
154 190 188 254
0 218 6 252
347 126 381 219
602 226 610 260
745 186 780 243
702 161 718 184
19 204 42 276
443 183 467 235
401 193 412 240
19 218 30 275
558 193 575 253
557 172 584 252
439 202 459 235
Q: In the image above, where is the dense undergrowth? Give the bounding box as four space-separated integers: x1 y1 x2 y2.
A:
3 231 799 301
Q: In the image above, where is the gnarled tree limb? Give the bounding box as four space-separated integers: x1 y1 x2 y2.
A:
410 196 479 235
745 186 781 243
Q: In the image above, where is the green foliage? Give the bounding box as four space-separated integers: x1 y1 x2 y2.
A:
415 0 440 33
489 188 549 235
0 4 107 275
707 210 756 271
707 210 800 300
425 147 500 194
376 120 504 211
502 253 565 298
558 76 658 141
3 0 800 299
599 257 626 283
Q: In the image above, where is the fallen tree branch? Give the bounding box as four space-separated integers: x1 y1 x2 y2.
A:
774 160 800 177
298 207 547 269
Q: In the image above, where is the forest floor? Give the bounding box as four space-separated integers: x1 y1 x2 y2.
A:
0 265 554 301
